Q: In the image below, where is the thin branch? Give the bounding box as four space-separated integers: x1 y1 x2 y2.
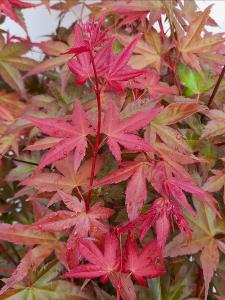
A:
0 154 51 170
86 50 102 211
0 154 39 166
208 65 225 108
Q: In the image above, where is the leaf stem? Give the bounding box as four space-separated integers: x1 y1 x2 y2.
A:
86 50 102 211
208 64 225 108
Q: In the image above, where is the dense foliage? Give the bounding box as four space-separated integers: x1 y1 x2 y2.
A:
0 1 225 299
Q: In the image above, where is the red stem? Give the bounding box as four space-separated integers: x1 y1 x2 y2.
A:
195 266 203 297
86 50 102 211
168 52 182 95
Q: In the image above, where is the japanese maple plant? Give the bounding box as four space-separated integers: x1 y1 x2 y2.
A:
0 1 225 299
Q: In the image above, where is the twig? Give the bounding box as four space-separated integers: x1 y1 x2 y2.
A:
0 154 51 170
86 50 102 211
208 65 225 108
0 153 39 166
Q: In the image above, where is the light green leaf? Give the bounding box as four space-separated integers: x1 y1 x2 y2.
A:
177 63 214 96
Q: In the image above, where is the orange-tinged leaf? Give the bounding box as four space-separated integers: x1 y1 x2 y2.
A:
117 30 163 71
38 40 68 56
25 54 73 77
22 155 103 193
154 102 206 125
181 5 213 50
201 109 225 139
177 5 225 69
151 123 192 153
0 223 57 245
203 169 225 203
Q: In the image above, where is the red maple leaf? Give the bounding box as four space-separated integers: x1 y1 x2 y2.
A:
64 233 120 283
32 190 113 268
124 235 165 286
151 161 218 215
67 22 144 91
104 34 144 91
67 22 113 84
65 19 109 55
135 197 192 249
33 190 113 238
102 101 161 162
26 100 94 172
120 160 219 248
68 38 113 85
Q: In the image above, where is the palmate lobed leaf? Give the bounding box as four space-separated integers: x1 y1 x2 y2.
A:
26 100 94 172
153 101 207 125
22 154 103 195
176 5 225 70
124 235 165 285
32 191 113 239
90 0 162 27
102 100 162 161
116 30 164 71
0 222 68 295
25 54 73 78
65 233 120 282
65 233 164 299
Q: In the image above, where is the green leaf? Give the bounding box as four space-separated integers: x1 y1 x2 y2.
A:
177 63 214 96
